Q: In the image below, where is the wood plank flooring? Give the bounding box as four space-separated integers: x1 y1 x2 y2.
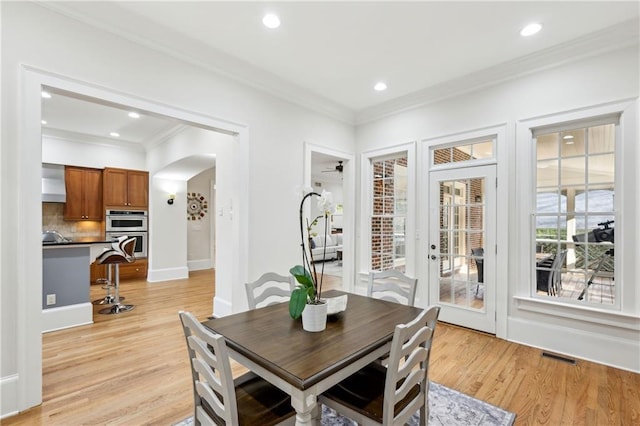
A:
3 269 639 425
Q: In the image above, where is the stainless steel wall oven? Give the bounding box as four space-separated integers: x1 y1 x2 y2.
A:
105 231 148 258
106 209 148 232
106 210 148 258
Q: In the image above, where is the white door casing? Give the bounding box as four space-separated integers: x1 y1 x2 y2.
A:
428 165 497 333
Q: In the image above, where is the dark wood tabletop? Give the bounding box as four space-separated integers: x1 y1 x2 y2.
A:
203 289 423 390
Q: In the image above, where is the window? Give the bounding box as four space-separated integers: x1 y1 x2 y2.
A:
371 154 407 271
533 120 617 305
433 138 494 165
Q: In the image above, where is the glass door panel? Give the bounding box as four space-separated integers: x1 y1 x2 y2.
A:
429 165 496 333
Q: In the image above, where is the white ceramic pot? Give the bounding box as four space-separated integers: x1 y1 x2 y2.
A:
301 301 328 332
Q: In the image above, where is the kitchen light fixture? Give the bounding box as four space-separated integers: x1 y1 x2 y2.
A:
41 91 52 99
262 13 280 29
110 132 120 137
167 193 176 205
374 82 387 91
520 23 542 37
41 120 47 125
128 112 140 119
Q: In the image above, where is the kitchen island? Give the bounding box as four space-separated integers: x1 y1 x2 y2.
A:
42 237 113 332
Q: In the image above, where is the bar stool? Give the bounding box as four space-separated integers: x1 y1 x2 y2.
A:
92 265 125 305
97 237 136 315
92 237 127 305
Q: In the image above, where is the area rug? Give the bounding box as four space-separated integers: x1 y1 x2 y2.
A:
174 381 516 425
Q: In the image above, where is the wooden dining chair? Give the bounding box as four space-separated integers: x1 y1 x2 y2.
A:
368 269 418 306
319 305 440 425
178 311 296 426
245 272 296 309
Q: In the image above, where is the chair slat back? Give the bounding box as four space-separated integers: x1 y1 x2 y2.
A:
368 270 418 306
245 272 296 309
383 305 440 425
179 311 238 425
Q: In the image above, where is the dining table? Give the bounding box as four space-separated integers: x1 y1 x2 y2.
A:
202 289 424 426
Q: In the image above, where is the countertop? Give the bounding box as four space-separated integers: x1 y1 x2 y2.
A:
42 236 114 247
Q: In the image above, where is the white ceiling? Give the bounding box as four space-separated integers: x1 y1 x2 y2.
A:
39 2 639 155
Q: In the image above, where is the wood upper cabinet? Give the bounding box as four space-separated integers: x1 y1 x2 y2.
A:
103 168 149 208
64 166 103 220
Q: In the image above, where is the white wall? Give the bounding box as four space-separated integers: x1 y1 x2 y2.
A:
1 2 355 417
42 136 146 170
356 46 640 372
146 127 231 283
187 168 215 271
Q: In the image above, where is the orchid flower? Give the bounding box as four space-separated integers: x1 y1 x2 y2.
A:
289 188 334 319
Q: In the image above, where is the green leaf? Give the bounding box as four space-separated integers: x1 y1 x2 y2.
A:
289 265 314 288
289 288 307 319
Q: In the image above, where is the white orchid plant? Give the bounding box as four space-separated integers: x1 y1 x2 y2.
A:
289 187 334 319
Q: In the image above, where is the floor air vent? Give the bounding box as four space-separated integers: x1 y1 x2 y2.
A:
542 351 577 365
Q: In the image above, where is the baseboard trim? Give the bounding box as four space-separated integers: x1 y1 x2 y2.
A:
147 266 189 282
0 374 19 419
213 296 232 318
42 303 93 333
508 316 640 373
187 259 212 271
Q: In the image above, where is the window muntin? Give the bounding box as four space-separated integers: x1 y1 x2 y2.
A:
534 123 616 305
371 155 407 271
433 138 494 165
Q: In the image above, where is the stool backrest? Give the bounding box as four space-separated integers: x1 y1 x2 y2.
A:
119 237 137 259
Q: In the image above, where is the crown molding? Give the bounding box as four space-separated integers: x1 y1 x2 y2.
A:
37 2 356 125
356 18 640 125
142 123 190 152
42 128 146 152
35 3 638 128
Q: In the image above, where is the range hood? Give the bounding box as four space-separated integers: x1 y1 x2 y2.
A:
42 163 66 203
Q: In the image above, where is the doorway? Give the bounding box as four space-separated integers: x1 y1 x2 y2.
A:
307 144 355 292
21 67 248 411
428 165 497 333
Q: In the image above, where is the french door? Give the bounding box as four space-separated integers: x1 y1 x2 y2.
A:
428 165 496 333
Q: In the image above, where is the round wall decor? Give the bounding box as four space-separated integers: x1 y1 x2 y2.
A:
187 192 208 220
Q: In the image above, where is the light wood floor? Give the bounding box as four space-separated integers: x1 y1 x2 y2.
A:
3 269 638 425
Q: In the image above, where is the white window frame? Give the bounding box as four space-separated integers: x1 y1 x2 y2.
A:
515 99 638 316
532 118 619 307
360 142 416 279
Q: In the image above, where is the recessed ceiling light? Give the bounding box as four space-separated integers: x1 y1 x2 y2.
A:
110 132 120 137
374 82 387 91
41 91 52 99
128 112 140 119
520 23 542 37
41 120 47 125
262 13 280 29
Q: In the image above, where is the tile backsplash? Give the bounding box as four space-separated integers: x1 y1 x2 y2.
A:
42 203 103 237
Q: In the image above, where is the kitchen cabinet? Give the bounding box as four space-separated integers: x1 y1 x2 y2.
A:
91 258 148 283
103 167 149 208
64 166 103 220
